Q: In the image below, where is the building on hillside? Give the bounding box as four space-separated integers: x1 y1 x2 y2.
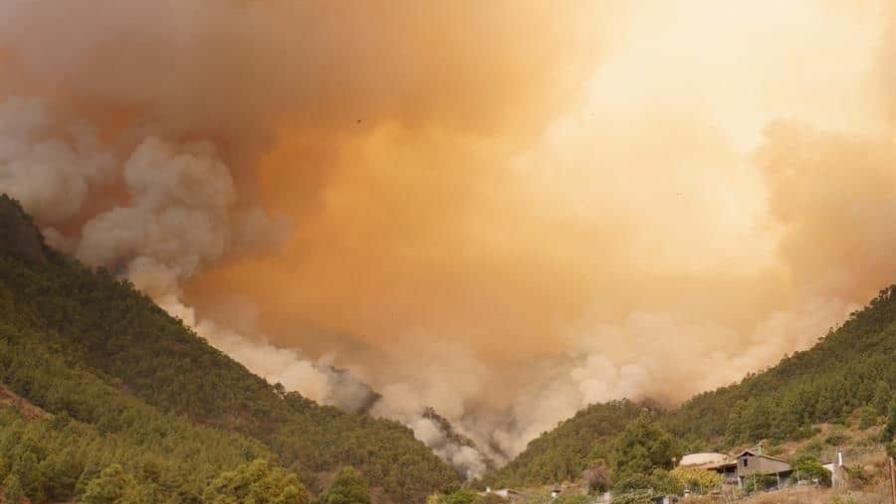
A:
701 459 739 485
681 449 793 489
730 450 793 488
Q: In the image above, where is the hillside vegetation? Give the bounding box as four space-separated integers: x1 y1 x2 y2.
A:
0 195 459 504
7 188 896 504
485 286 896 492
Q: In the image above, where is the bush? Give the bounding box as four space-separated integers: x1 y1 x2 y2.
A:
669 466 724 494
475 494 508 504
858 406 880 429
825 433 849 446
842 465 872 488
792 456 831 487
443 489 478 504
741 474 778 492
204 459 309 504
610 490 655 504
82 464 143 504
614 473 647 492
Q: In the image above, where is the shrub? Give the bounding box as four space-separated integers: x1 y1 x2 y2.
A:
742 474 778 492
792 456 831 487
443 489 478 504
842 465 872 488
610 490 655 504
669 466 724 494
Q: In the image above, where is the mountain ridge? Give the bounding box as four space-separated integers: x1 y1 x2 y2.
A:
5 192 896 502
484 285 896 490
0 194 459 503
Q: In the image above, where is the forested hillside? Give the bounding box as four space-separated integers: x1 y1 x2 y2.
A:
483 401 645 487
670 288 896 445
8 187 896 503
0 195 458 503
486 286 896 490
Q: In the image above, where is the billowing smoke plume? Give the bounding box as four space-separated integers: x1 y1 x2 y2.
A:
0 98 115 226
2 0 896 475
0 0 608 476
0 95 495 476
0 96 351 402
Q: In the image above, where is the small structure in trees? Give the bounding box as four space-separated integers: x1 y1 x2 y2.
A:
680 449 793 489
734 449 793 488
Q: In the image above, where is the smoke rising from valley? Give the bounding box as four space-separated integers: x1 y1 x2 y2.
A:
1 0 895 475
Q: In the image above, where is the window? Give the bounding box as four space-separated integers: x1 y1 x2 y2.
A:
741 458 748 467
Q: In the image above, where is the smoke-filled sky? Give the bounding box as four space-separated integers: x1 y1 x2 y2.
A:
1 0 895 475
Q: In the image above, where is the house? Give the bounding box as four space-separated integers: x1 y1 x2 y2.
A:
702 459 739 485
732 449 793 488
681 449 793 489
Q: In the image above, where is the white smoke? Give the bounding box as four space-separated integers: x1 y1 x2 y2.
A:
367 338 496 478
0 97 344 403
76 138 234 279
161 297 375 411
370 395 492 479
410 415 490 481
0 97 116 225
488 298 856 457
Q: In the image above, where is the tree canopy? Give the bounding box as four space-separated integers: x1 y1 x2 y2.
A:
315 467 370 504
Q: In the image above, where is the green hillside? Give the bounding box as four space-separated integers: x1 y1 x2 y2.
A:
0 195 459 503
486 286 896 490
483 401 646 488
670 288 896 445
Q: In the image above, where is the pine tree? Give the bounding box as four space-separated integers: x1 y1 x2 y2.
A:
317 467 371 504
82 464 140 504
873 380 892 414
612 413 678 483
204 459 309 504
883 400 896 442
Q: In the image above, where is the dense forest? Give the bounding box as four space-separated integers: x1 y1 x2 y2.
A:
0 195 459 504
6 190 896 503
485 286 896 491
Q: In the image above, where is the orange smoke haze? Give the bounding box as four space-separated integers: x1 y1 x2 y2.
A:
2 0 895 466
